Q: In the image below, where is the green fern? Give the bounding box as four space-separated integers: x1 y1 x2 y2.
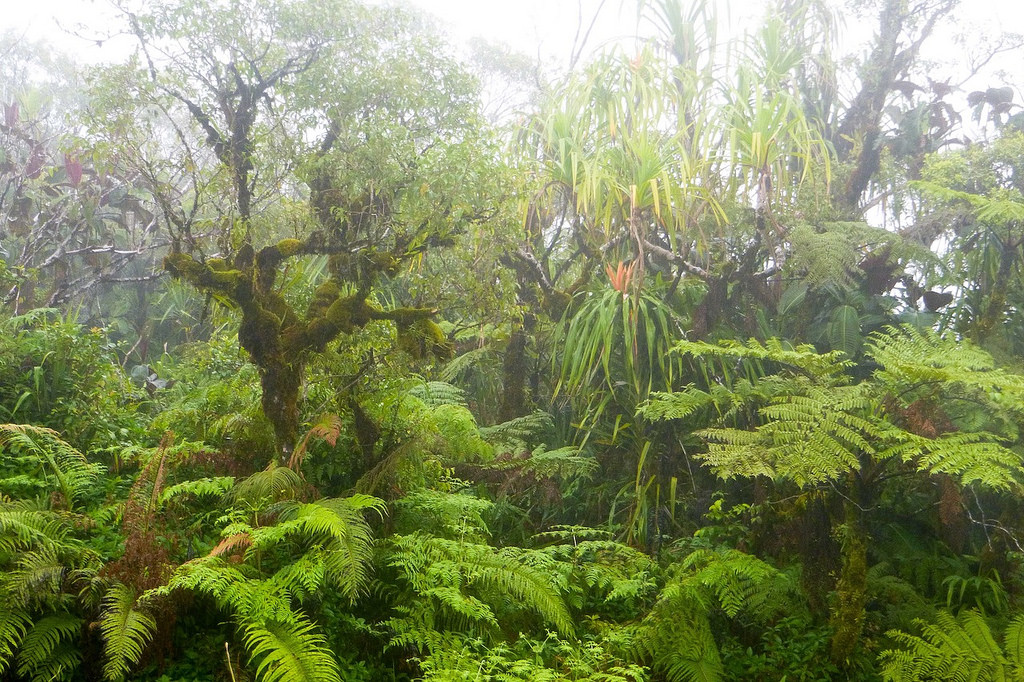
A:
633 546 794 682
880 610 1024 681
15 612 83 682
515 446 599 481
159 559 344 682
231 463 307 504
479 410 556 448
0 424 102 509
388 533 575 649
408 381 468 407
648 328 1024 492
698 382 880 486
99 583 157 682
159 476 235 505
868 325 1024 404
220 494 384 603
242 617 342 682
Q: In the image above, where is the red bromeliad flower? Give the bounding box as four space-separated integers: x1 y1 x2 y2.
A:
605 260 638 294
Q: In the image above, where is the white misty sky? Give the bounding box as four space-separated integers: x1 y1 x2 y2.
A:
1 0 1022 96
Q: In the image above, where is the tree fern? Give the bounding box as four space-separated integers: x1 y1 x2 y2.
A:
868 325 1024 406
99 583 157 681
878 428 1023 490
650 329 1024 492
697 382 880 486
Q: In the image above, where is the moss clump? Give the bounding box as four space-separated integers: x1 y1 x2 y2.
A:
164 253 248 299
543 290 571 318
324 296 357 335
398 318 453 360
238 306 283 366
206 257 230 271
265 291 298 328
307 280 341 319
360 249 399 276
275 238 304 258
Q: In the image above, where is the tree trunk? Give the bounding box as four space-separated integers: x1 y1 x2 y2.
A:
261 360 302 465
499 327 529 421
829 480 870 665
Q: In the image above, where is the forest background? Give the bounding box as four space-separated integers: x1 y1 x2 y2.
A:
3 0 1024 680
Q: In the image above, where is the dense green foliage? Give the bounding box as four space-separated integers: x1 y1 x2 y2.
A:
2 0 1024 679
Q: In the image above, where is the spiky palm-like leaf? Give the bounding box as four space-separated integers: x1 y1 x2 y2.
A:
99 583 157 682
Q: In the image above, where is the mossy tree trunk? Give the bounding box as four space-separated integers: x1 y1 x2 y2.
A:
828 502 868 665
828 466 875 665
164 240 445 464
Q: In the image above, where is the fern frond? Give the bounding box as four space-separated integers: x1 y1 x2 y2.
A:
99 583 157 682
880 609 1012 681
0 501 72 554
0 607 31 675
869 325 1024 404
1004 614 1024 676
670 336 852 381
517 446 598 480
879 429 1022 491
16 612 83 682
242 617 342 682
0 424 101 508
232 463 306 504
159 476 234 505
479 410 555 446
640 387 718 422
290 414 345 470
389 534 575 638
408 381 468 407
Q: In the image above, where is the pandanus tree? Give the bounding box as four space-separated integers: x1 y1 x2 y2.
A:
504 0 832 540
100 0 497 462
